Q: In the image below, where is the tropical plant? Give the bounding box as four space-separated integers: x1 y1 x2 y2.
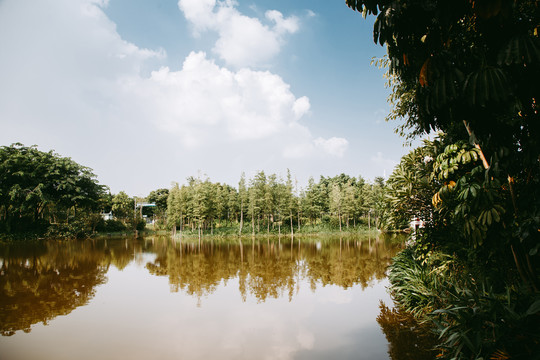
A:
0 143 106 237
347 1 540 358
384 138 441 230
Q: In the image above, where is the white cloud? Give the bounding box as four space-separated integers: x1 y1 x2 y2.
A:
178 0 299 68
126 51 311 146
314 137 349 158
318 289 353 305
293 96 310 119
0 0 348 195
265 10 299 34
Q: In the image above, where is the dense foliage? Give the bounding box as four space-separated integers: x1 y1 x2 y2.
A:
166 171 386 236
0 144 107 238
0 142 393 239
347 0 540 358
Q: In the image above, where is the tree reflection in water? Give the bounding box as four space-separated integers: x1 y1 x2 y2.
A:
145 235 401 304
376 302 439 360
0 238 143 336
0 234 409 342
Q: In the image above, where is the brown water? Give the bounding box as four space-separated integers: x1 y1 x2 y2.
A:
0 235 405 360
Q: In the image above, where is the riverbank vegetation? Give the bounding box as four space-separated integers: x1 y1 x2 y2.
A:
1 143 391 241
3 0 539 356
0 144 107 240
165 171 386 238
103 171 388 239
347 0 539 358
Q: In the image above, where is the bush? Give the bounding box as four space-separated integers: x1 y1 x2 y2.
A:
0 217 50 236
432 288 540 360
96 219 126 233
389 244 540 359
135 219 146 231
45 219 89 239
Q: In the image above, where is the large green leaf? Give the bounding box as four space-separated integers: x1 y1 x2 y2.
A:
463 67 510 106
346 0 385 15
498 35 540 66
428 68 465 110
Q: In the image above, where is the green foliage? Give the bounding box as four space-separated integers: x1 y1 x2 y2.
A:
348 4 540 357
348 0 540 139
389 247 540 359
389 246 461 318
384 138 441 230
165 171 383 236
111 191 133 222
348 0 540 263
432 290 540 360
143 188 169 227
147 188 169 213
381 132 538 359
95 219 126 233
0 143 107 238
134 218 146 231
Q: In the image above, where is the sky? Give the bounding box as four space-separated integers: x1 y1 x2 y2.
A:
0 0 412 196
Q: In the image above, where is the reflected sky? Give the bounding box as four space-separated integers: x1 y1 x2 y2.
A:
0 236 403 360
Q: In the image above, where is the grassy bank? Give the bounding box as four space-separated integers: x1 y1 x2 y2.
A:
93 224 387 241
1 224 389 245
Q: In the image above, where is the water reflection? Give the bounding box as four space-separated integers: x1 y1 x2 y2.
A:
0 234 404 351
146 236 399 305
0 241 108 336
0 238 143 336
377 302 438 359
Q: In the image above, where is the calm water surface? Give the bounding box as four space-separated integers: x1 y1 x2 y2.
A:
1 235 405 360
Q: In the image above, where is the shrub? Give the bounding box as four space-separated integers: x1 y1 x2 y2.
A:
96 219 126 233
389 245 540 359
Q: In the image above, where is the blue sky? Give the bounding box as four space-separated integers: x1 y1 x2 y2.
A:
0 0 411 196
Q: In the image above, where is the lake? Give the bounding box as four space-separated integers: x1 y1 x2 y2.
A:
0 234 416 360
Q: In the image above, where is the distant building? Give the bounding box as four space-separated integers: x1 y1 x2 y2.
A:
101 211 113 221
410 217 425 231
142 215 154 225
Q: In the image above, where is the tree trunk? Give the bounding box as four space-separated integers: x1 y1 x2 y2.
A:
239 200 244 236
465 120 538 291
290 211 294 239
463 120 490 169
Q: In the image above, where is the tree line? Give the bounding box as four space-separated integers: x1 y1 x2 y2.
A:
104 172 387 236
164 171 386 236
1 143 389 239
0 143 106 238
